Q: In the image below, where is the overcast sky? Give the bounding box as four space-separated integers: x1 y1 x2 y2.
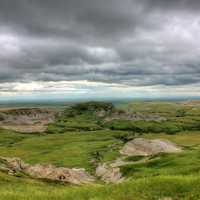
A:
0 0 200 100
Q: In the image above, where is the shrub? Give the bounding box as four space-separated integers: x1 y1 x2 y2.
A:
176 109 187 117
104 120 182 134
114 132 142 143
64 102 114 116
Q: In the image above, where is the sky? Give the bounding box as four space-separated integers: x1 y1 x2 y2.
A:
0 0 200 101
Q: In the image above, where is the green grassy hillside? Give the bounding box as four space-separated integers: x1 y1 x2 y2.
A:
0 100 200 199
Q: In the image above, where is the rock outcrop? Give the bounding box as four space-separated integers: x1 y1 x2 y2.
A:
120 138 182 156
95 163 123 183
0 108 59 133
104 110 166 122
0 157 95 185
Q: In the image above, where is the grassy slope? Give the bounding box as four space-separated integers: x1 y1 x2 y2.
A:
0 131 200 200
108 101 200 133
1 172 200 200
122 132 200 178
46 101 200 134
0 101 200 199
0 129 124 171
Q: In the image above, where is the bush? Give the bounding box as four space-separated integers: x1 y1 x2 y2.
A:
176 109 187 117
64 102 114 116
114 132 142 143
104 120 182 134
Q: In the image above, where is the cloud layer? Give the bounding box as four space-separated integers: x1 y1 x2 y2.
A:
0 0 200 98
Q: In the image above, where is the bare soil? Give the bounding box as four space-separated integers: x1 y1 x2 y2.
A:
0 107 60 133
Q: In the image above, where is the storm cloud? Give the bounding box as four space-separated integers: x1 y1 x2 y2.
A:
0 0 200 98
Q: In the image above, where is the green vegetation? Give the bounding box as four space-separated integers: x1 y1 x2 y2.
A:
1 172 200 200
121 149 200 178
105 120 183 134
0 100 200 199
46 100 200 134
46 101 113 133
0 130 123 171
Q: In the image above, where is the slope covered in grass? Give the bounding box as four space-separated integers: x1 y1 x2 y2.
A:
0 129 124 171
47 101 200 134
0 171 200 200
0 101 200 199
1 129 200 199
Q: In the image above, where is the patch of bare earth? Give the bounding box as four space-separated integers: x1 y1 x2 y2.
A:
120 138 182 156
0 108 59 133
180 100 200 107
0 157 95 185
95 163 124 183
96 109 166 122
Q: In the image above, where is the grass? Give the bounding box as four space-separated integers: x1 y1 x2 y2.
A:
0 100 200 199
46 100 200 134
121 150 200 178
1 130 200 199
0 130 124 171
145 131 200 146
0 172 200 200
104 101 200 134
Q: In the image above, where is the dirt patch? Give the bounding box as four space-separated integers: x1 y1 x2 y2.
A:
120 138 182 156
0 108 59 133
96 163 123 183
0 157 95 185
98 109 167 122
180 100 200 106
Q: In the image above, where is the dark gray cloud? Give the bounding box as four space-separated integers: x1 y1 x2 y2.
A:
142 0 200 12
0 0 200 88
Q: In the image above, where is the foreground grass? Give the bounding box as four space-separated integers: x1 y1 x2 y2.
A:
0 101 200 199
1 130 200 199
0 172 200 200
